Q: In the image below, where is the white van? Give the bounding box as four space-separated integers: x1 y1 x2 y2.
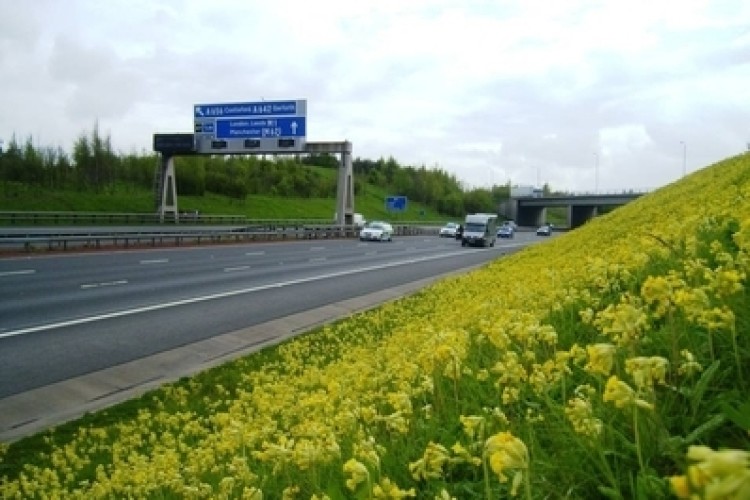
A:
462 213 498 247
334 212 366 228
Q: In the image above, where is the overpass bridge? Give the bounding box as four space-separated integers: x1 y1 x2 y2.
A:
502 192 644 229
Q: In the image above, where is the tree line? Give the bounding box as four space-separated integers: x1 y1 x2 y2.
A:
0 126 518 217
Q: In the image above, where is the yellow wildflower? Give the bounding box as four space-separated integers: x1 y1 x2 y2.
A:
698 306 735 333
641 272 687 317
585 343 617 376
565 389 603 439
460 415 485 440
594 297 649 346
435 489 457 500
669 474 691 499
670 445 750 499
343 458 370 492
603 375 653 410
241 486 263 500
678 349 703 377
282 485 299 499
372 477 416 499
484 431 529 496
409 442 450 481
625 356 669 389
451 442 482 467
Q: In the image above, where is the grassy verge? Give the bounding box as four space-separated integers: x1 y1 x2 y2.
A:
0 182 451 224
2 155 749 498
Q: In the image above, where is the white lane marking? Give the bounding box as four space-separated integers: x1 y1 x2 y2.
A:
365 251 377 256
80 279 128 290
224 265 250 272
356 243 368 247
0 247 489 339
245 251 265 256
0 269 36 277
309 257 327 263
309 246 325 251
140 258 168 264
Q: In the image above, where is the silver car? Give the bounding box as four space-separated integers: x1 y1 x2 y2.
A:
359 221 394 242
439 222 459 238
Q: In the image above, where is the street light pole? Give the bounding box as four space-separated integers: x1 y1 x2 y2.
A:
680 141 686 176
594 152 599 193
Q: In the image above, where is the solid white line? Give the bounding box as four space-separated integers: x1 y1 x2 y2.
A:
0 269 36 277
245 251 265 256
224 265 250 272
0 247 488 340
140 258 168 264
309 246 325 251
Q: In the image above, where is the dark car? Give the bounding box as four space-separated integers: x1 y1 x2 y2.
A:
536 224 552 236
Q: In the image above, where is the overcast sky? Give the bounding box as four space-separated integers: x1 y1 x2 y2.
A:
1 0 748 192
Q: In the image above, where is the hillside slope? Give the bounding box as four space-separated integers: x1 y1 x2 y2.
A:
2 154 749 498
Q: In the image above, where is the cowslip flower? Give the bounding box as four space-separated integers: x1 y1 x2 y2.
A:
624 356 669 390
565 392 603 439
484 431 529 496
409 442 450 481
451 442 482 467
460 415 485 440
603 376 653 410
344 458 370 492
585 343 617 376
669 445 750 499
372 477 416 499
678 349 703 377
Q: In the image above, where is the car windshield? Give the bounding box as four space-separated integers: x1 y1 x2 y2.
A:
444 223 457 228
465 223 486 232
367 223 384 229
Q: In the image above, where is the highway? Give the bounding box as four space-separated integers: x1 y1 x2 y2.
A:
0 232 545 439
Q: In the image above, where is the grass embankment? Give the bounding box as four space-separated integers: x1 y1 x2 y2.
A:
0 179 450 224
2 155 750 498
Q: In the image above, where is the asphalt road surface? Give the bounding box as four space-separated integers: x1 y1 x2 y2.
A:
0 231 547 440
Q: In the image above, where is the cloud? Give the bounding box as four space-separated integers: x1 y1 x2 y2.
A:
0 0 748 192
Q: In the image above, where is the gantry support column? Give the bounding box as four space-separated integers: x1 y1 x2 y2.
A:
157 154 179 223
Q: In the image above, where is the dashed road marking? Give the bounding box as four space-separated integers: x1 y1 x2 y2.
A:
80 279 128 289
224 266 251 272
0 269 36 277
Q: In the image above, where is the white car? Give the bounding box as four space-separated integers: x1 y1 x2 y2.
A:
359 221 393 242
439 222 459 238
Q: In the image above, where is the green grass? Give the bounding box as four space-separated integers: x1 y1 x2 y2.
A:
0 181 450 224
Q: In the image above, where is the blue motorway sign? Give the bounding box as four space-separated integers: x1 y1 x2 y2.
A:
193 98 307 153
386 195 407 212
194 100 299 118
216 117 306 139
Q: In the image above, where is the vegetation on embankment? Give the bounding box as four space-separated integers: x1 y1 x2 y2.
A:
0 126 533 221
1 152 749 497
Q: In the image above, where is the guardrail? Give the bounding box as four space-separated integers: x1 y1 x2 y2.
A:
0 224 437 253
0 211 447 228
0 211 304 226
